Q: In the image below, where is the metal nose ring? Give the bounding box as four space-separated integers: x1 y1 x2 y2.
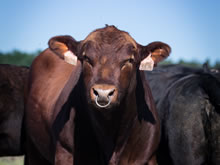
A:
95 96 112 108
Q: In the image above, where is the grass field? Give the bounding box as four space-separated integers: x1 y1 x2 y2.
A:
0 156 24 165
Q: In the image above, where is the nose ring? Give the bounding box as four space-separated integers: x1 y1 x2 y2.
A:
95 96 112 108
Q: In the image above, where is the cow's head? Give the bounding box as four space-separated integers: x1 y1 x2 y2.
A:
49 26 171 110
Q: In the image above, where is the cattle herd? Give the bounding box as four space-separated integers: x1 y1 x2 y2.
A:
0 25 219 165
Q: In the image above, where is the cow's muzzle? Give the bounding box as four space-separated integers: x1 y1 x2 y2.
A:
90 84 118 108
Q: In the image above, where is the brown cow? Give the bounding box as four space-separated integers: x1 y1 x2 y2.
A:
0 64 29 156
25 25 171 165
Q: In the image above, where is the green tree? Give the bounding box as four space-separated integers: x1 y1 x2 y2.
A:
0 50 40 66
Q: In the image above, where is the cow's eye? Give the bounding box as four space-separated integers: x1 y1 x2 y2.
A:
128 58 134 63
121 58 134 69
83 55 93 66
124 58 134 65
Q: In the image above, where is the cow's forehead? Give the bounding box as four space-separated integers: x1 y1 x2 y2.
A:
82 26 138 49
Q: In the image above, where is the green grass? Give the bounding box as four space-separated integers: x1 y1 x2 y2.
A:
0 156 24 165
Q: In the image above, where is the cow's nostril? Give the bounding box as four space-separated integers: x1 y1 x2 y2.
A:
93 88 99 96
108 89 115 97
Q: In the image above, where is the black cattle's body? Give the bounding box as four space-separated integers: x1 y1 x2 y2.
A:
0 64 29 156
146 65 220 165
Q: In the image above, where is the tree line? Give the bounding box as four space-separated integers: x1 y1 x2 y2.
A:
0 50 39 66
0 50 220 68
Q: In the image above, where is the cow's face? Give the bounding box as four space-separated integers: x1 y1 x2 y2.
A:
80 40 138 109
49 26 171 110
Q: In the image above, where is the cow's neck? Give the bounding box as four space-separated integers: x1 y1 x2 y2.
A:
87 90 137 162
90 91 136 133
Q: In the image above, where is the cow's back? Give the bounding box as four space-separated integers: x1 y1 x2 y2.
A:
146 64 203 105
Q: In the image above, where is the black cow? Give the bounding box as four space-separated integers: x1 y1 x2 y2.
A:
146 64 220 165
0 64 29 156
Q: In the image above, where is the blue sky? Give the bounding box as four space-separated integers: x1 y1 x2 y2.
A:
0 0 219 64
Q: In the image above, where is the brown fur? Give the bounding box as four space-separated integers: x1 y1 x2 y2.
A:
25 25 171 165
82 26 138 53
25 48 79 165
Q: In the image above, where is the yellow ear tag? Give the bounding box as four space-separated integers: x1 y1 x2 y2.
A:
64 50 77 65
139 54 154 71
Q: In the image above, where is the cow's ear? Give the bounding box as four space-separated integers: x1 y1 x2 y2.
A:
48 35 79 65
139 42 171 71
